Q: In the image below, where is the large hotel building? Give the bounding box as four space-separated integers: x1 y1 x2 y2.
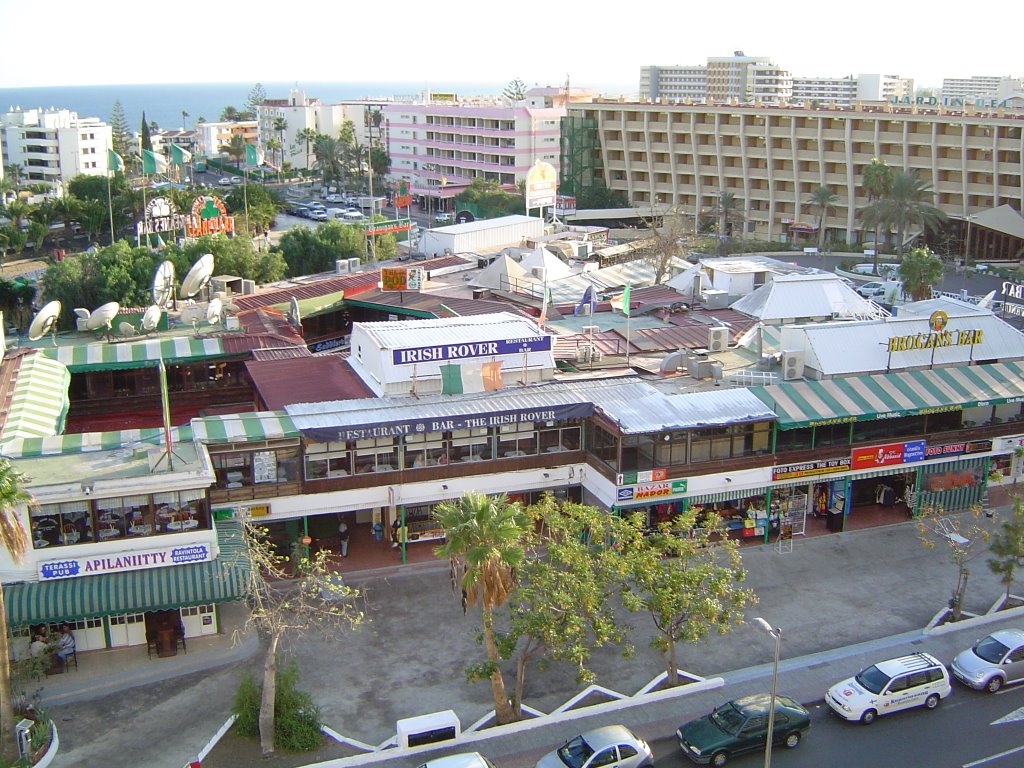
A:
561 100 1024 248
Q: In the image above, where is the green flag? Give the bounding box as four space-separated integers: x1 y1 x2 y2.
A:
107 149 124 174
169 144 192 165
440 363 464 395
142 149 167 175
622 284 631 316
245 143 264 167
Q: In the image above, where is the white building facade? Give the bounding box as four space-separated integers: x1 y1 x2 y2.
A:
1 108 112 187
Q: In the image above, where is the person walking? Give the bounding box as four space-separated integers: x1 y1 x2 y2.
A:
338 519 350 558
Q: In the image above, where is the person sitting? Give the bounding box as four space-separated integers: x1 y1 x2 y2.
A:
55 623 76 664
29 632 49 658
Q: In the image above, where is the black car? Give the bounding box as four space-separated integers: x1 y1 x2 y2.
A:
287 204 310 217
677 693 810 766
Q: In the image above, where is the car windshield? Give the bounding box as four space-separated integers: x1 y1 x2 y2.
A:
710 702 745 735
974 636 1011 664
855 665 891 694
557 735 594 768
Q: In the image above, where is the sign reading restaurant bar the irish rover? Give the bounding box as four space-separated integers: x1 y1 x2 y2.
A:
38 542 213 581
392 336 552 365
886 310 982 353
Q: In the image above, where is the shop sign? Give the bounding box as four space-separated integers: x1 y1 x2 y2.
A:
886 311 983 353
392 336 551 365
617 479 688 503
925 440 993 458
38 542 213 581
309 335 349 354
1003 282 1024 318
616 469 668 485
185 195 235 238
136 196 186 237
365 220 412 236
890 95 1009 109
773 456 852 481
381 267 424 292
525 160 557 209
851 440 926 469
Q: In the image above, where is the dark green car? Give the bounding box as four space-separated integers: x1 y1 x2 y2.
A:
676 693 811 766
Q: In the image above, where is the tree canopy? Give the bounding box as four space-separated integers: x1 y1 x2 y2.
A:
860 171 947 257
897 246 944 301
272 221 364 277
109 101 133 159
454 178 525 219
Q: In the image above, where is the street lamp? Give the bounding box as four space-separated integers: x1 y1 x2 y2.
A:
753 617 781 768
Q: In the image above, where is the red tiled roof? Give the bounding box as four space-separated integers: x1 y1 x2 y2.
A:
246 357 374 410
232 272 380 312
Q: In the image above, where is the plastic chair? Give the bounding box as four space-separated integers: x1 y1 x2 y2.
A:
174 625 187 654
62 648 78 672
146 630 159 658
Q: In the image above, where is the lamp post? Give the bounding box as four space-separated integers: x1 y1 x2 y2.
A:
753 617 781 768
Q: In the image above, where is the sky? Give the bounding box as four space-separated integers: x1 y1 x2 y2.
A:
2 0 1020 91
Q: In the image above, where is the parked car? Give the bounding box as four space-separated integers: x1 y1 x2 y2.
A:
287 205 310 217
309 210 328 222
856 281 887 299
677 693 811 766
324 194 344 203
230 176 244 185
826 652 951 724
308 202 326 211
951 628 1024 692
535 725 652 768
435 212 453 223
417 754 497 768
218 177 232 186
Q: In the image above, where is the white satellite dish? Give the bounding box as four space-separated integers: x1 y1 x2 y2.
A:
142 305 161 332
288 296 301 327
207 298 223 325
28 301 62 342
117 321 138 337
180 305 206 325
86 302 120 331
180 253 214 300
73 308 91 321
152 260 175 308
977 290 996 309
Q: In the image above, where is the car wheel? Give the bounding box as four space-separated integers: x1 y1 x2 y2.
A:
711 751 728 767
986 676 1004 693
784 732 801 749
860 709 877 725
924 693 940 710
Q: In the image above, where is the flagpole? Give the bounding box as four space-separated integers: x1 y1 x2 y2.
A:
107 170 115 245
624 284 632 368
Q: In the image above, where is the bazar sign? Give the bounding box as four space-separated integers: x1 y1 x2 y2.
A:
1003 281 1024 318
773 457 852 481
38 543 212 581
851 440 926 469
925 440 993 459
617 479 688 503
392 336 551 365
617 469 668 485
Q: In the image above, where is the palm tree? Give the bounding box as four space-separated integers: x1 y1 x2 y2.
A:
898 246 945 301
272 117 288 166
181 110 189 130
312 135 345 186
861 158 894 273
296 128 318 172
220 105 239 122
50 195 81 244
711 191 741 256
224 135 247 170
265 138 281 176
3 164 24 191
861 171 947 259
0 459 32 758
807 185 839 252
433 492 529 725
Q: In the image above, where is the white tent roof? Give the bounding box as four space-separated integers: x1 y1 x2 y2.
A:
519 246 573 280
730 273 886 321
469 254 534 292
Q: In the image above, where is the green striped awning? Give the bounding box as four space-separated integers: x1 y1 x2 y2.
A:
1 354 70 441
3 425 193 458
270 289 347 319
753 362 1024 430
686 487 770 505
190 411 298 444
4 521 249 626
39 336 230 373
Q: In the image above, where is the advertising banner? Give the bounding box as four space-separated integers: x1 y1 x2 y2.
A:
38 542 213 581
851 440 926 470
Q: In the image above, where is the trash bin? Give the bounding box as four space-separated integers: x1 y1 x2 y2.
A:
826 510 844 532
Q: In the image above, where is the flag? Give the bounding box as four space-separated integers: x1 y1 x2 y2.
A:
611 285 632 315
482 361 504 391
245 143 265 167
573 285 595 317
142 149 167 175
440 363 488 395
537 285 550 328
169 144 192 165
107 149 124 174
440 363 464 395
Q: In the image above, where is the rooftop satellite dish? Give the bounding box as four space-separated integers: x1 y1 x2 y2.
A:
73 308 91 321
207 297 223 325
87 302 120 331
288 296 301 328
977 290 996 309
152 260 175 308
28 300 61 342
180 253 214 300
117 321 138 337
142 305 161 332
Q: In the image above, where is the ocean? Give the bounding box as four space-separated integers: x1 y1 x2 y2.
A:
0 81 515 132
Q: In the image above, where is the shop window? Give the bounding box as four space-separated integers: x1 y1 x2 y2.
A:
814 422 851 447
212 451 253 487
588 424 619 470
404 432 448 468
654 431 687 467
452 428 491 462
30 501 89 549
305 441 351 478
355 437 399 473
538 423 581 454
498 423 536 458
621 434 657 473
775 428 807 452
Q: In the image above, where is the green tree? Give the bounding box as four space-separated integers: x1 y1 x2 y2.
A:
272 117 288 166
140 112 153 153
807 185 839 252
454 178 525 219
711 191 742 256
273 222 363 277
0 459 32 761
265 138 282 176
221 105 240 122
433 492 530 724
109 101 132 159
181 110 189 130
296 128 319 171
247 83 267 116
69 173 128 204
917 504 990 621
989 496 1024 603
503 78 528 101
574 181 629 210
897 246 945 301
621 509 756 685
77 199 107 241
224 135 247 168
861 158 894 272
223 184 281 236
641 204 698 284
50 195 81 244
3 164 24 191
312 135 346 186
861 171 947 258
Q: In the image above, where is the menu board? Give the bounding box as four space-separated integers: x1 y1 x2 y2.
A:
253 451 277 484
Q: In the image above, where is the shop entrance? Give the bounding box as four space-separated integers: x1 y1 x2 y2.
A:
848 472 914 528
144 609 184 658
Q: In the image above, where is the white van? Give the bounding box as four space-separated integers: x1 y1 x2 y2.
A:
826 652 951 724
326 208 345 220
342 211 366 222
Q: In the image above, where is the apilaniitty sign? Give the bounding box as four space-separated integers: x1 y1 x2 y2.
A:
38 542 212 581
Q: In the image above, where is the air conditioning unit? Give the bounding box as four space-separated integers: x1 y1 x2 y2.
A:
575 345 593 363
782 349 805 381
531 266 547 280
581 325 600 335
348 257 361 272
225 316 241 331
591 350 604 362
708 326 729 352
335 259 351 274
240 279 256 295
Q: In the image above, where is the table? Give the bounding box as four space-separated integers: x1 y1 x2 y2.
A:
98 528 121 540
128 523 153 536
544 445 566 453
373 464 394 472
167 519 199 531
503 450 527 458
460 454 484 463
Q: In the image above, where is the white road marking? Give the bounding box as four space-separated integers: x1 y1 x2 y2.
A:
964 744 1024 767
992 705 1024 725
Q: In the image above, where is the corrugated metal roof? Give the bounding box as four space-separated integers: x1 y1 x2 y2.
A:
232 272 379 312
246 357 374 409
250 347 312 361
591 384 777 433
432 214 537 234
357 311 543 349
343 288 529 319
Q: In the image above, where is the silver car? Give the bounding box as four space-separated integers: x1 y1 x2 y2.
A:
536 725 653 768
951 628 1024 692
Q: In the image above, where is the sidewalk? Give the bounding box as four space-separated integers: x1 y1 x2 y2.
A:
43 496 1024 768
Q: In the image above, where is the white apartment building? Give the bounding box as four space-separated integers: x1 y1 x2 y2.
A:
640 53 792 104
385 87 585 211
1 108 111 187
640 65 708 102
256 89 388 171
791 74 914 106
192 120 258 159
942 76 1024 103
563 99 1024 246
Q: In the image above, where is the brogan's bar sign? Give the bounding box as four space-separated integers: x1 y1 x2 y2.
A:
887 310 983 353
38 543 213 581
392 336 551 365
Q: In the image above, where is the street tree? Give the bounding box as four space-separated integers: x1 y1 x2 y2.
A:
503 78 528 101
109 101 132 159
272 117 288 164
237 519 364 756
224 135 247 169
0 459 32 761
221 105 240 122
313 135 346 186
433 492 530 724
273 222 363 277
4 164 24 191
711 191 742 256
897 246 945 301
807 185 839 252
454 178 524 219
860 171 946 258
988 495 1024 602
140 112 153 153
621 509 756 685
296 128 319 171
916 504 992 621
861 158 894 272
247 83 267 116
640 204 698 284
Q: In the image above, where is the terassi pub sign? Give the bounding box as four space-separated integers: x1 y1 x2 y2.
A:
38 542 213 581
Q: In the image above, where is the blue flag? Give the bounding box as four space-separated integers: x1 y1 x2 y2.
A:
573 285 595 317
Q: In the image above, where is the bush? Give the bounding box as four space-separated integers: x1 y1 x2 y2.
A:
231 658 322 752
